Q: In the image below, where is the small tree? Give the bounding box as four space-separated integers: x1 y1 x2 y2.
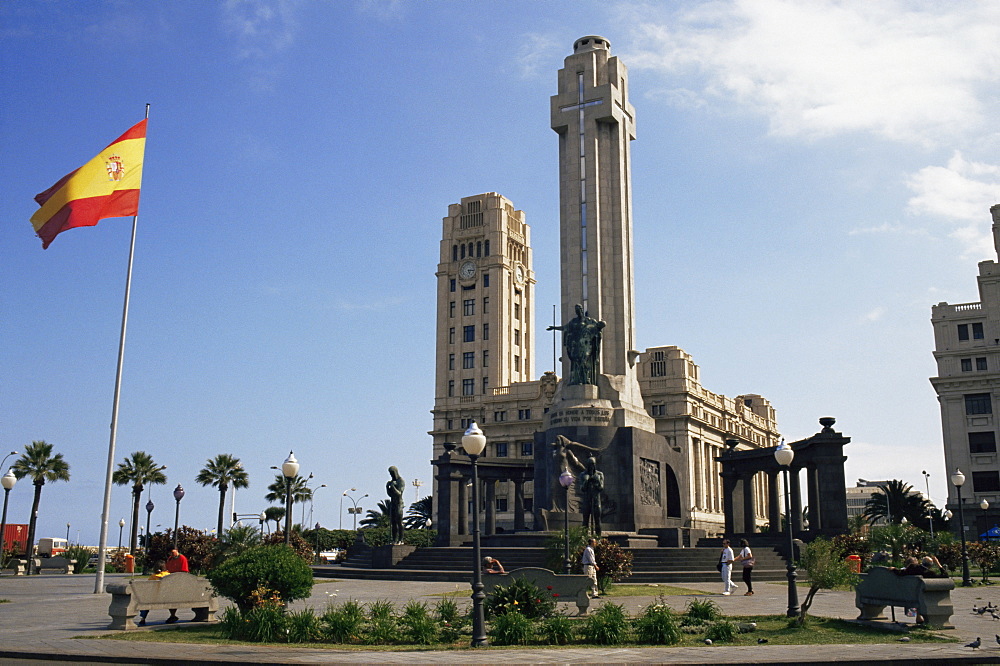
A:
206 544 314 611
571 537 633 592
262 530 313 563
868 523 923 567
147 526 218 571
795 537 859 626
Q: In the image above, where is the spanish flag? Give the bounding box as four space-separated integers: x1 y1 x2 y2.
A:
30 119 147 249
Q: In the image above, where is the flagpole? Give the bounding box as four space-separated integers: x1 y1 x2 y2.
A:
94 104 149 594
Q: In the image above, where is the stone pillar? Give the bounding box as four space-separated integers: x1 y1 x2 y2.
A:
790 469 803 533
742 472 756 535
767 471 781 533
806 465 821 531
722 470 738 535
513 478 526 531
485 479 496 536
458 476 468 536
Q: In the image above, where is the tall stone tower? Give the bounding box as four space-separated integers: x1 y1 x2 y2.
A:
549 35 642 412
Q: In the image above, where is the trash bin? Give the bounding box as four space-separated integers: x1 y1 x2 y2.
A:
124 553 134 574
846 554 861 573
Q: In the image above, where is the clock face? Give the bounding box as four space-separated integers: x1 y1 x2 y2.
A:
515 264 526 284
459 261 476 280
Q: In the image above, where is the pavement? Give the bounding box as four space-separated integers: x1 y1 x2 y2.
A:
3 572 1000 664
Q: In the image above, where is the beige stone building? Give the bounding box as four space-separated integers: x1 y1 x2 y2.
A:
931 204 1000 538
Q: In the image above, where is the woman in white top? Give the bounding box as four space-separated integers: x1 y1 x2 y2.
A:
719 539 737 595
734 538 754 596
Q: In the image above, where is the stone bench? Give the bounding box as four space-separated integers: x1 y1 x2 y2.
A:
34 556 75 574
106 571 218 630
855 566 955 629
483 567 592 615
6 559 29 576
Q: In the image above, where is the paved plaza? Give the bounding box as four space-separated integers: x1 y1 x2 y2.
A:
3 572 1000 664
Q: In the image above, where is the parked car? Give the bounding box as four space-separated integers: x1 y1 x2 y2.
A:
319 549 345 563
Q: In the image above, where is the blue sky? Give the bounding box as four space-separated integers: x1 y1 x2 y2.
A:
3 0 999 546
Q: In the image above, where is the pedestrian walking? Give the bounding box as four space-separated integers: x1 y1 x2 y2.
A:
735 538 754 596
581 537 600 598
719 539 737 595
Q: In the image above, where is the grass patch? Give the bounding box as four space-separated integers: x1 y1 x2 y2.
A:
606 584 709 597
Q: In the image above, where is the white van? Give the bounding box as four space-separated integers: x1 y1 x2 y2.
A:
36 537 68 557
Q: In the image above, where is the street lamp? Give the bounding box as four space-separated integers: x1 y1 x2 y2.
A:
0 451 17 472
172 484 185 549
951 469 972 586
344 492 368 531
774 440 800 617
340 487 356 530
66 522 71 543
559 469 574 574
462 422 488 648
143 499 154 575
281 452 299 546
117 518 125 552
309 484 327 528
1 469 17 557
922 470 934 537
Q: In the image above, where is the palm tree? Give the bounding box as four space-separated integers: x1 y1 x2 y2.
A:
404 495 433 530
360 499 392 528
264 474 312 507
195 454 250 537
12 441 70 557
112 451 167 553
862 480 933 526
263 506 285 533
216 523 262 562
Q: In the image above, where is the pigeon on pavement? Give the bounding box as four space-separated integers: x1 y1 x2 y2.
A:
966 637 981 650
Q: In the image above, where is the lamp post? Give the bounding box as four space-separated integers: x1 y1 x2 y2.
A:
559 469 574 574
1 469 17 557
117 518 125 552
0 451 17 472
281 452 299 546
344 492 368 531
952 469 972 587
340 487 356 530
302 473 314 525
309 484 327 528
143 499 154 575
412 478 423 503
774 440 800 617
172 484 185 549
462 422 488 648
259 511 266 536
66 522 71 543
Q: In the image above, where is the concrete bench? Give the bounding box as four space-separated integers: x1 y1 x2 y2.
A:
855 566 955 629
6 559 29 576
106 571 218 630
483 567 592 615
34 556 75 574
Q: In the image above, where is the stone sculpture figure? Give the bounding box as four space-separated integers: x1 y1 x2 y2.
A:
547 304 606 385
386 466 406 544
579 456 605 537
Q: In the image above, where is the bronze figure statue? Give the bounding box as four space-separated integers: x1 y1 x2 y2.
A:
579 456 604 537
547 304 605 385
387 466 406 544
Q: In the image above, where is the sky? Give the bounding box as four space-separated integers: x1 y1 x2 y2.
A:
2 0 1000 547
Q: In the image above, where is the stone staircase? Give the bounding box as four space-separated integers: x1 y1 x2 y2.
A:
317 543 791 584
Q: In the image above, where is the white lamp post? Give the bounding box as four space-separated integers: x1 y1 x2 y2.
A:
340 487 356 530
559 469 575 574
952 469 972 586
774 440 800 617
1 469 17 557
172 484 185 549
462 422 488 647
117 517 125 552
281 452 299 546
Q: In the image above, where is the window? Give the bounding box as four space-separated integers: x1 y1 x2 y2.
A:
448 353 455 370
461 244 466 259
483 273 490 288
524 498 533 512
962 358 973 372
483 296 489 313
518 408 531 420
449 301 455 318
959 324 970 341
483 323 489 340
461 417 472 429
446 419 453 430
462 378 474 395
514 329 521 346
447 380 454 397
514 355 520 372
496 497 508 512
521 441 533 456
464 325 475 342
978 357 989 371
452 245 458 261
494 411 506 422
495 442 508 457
463 352 474 369
651 404 666 417
974 322 985 339
482 350 489 367
514 303 520 320
476 241 482 257
484 240 490 256
973 471 1000 492
966 393 993 415
482 376 489 393
450 278 456 292
463 299 475 316
969 431 997 453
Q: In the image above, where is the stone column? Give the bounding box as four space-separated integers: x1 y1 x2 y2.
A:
806 465 821 532
458 476 468 536
485 479 496 536
767 471 781 533
722 470 738 535
742 472 756 535
513 478 526 531
790 469 803 533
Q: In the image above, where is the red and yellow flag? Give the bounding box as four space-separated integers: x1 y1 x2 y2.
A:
30 119 147 249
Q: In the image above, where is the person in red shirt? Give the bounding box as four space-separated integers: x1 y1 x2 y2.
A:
163 549 189 623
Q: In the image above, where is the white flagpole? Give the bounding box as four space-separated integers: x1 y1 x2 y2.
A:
94 104 149 594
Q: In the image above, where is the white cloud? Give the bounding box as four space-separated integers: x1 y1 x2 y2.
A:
221 0 300 91
623 0 1000 145
518 32 561 79
861 307 885 323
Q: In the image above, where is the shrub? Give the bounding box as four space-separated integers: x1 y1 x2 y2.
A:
704 618 739 642
545 526 590 572
286 608 321 643
205 544 314 611
488 609 534 646
683 597 722 624
218 598 290 642
400 600 438 645
320 600 365 643
634 599 682 645
363 599 397 645
796 537 860 627
262 531 314 563
65 545 91 574
356 526 437 548
571 538 634 592
580 602 629 645
434 596 461 624
484 577 556 619
146 526 218 571
539 613 575 645
215 524 262 563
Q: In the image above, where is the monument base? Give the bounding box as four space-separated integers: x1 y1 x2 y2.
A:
372 544 416 569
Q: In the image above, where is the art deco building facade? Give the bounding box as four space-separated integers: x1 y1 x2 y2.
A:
931 204 1000 537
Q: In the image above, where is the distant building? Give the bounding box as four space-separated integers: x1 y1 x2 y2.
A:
846 479 922 526
930 204 1000 538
